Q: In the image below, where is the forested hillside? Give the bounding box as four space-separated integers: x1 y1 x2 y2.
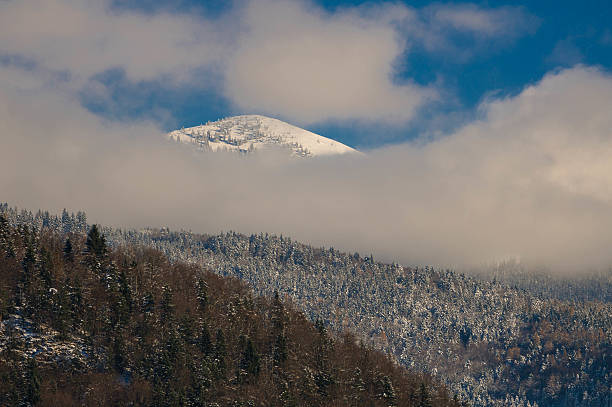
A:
0 214 460 406
111 230 611 407
1 205 610 407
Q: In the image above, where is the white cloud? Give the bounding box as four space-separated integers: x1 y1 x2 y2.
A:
409 4 539 59
467 66 612 203
0 0 228 83
402 66 612 268
546 38 584 67
2 64 612 272
428 4 535 36
223 0 434 125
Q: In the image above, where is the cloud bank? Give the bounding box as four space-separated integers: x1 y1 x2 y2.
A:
2 63 612 272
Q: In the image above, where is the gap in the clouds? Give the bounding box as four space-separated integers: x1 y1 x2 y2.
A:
393 0 612 113
309 122 418 150
79 68 232 131
0 54 39 72
0 54 72 83
309 97 480 150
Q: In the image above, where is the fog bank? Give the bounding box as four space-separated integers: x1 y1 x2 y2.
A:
2 66 612 272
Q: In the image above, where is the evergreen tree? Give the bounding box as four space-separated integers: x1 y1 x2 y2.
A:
61 208 72 233
112 335 127 372
313 319 334 397
20 235 37 309
54 286 72 339
272 290 288 367
0 215 10 254
199 323 213 356
21 235 37 276
85 224 106 258
273 333 288 367
240 338 260 380
272 291 284 331
25 358 41 405
196 278 208 312
459 326 472 348
159 285 174 322
38 248 52 288
63 238 74 262
69 277 84 331
349 368 367 406
214 329 227 380
76 211 87 232
376 375 397 406
419 383 432 407
117 270 133 323
179 312 195 344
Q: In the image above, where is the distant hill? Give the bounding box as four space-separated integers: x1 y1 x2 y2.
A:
167 115 359 157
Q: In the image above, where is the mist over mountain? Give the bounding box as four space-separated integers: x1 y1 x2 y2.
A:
3 63 612 271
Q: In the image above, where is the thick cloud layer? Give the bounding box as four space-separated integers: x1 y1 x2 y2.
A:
1 65 611 272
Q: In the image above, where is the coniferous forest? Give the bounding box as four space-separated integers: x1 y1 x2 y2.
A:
0 205 610 406
0 212 459 406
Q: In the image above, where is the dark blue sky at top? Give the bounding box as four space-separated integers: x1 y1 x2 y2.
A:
95 0 612 149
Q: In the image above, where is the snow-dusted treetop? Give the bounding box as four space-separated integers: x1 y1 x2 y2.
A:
167 115 359 157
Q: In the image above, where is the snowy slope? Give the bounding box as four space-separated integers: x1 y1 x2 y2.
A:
167 115 358 157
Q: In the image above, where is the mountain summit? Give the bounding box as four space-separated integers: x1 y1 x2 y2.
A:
167 115 358 157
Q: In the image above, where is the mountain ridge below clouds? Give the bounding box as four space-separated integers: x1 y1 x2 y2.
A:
167 114 359 157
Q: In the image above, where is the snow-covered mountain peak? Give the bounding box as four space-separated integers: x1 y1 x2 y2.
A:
167 115 358 157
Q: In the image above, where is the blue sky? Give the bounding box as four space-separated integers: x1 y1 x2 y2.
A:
83 0 612 148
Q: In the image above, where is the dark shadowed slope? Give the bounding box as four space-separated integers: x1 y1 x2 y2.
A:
0 214 458 406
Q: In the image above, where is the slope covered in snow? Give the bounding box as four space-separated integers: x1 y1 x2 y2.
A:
167 115 358 157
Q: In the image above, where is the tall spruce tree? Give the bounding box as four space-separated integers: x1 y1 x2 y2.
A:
63 238 74 262
419 383 432 407
85 224 106 258
240 338 260 380
214 329 227 380
199 323 213 356
272 291 288 367
25 358 41 405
